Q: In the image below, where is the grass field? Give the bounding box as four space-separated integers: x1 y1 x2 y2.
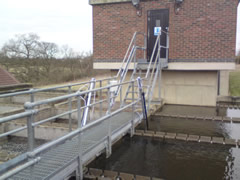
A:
230 70 240 96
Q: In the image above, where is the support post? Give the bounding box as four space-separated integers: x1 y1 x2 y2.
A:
158 33 162 101
106 88 112 158
30 89 34 103
76 131 83 180
26 107 35 152
77 94 82 128
131 81 135 137
68 86 72 132
137 77 149 130
99 80 103 117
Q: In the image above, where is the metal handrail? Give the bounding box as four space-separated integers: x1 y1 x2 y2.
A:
0 79 138 139
0 98 141 179
116 32 146 78
0 76 116 99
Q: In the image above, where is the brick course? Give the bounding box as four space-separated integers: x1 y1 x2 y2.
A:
92 0 238 62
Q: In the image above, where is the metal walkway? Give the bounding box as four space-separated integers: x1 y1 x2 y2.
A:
11 112 140 180
0 30 169 180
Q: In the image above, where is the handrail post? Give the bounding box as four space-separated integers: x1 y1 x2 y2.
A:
77 119 83 180
131 81 135 137
68 86 72 132
77 94 82 128
144 34 147 60
120 84 122 106
30 89 34 103
25 105 35 152
106 87 112 158
158 32 162 101
166 33 169 61
99 80 103 117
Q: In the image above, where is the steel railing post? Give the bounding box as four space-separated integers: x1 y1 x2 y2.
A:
68 86 72 132
158 33 162 101
100 80 103 117
77 94 82 128
120 85 122 106
131 81 135 137
77 130 83 180
30 89 34 103
106 87 112 158
166 33 169 61
25 106 35 152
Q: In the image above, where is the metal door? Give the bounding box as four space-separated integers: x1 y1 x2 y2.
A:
147 9 169 61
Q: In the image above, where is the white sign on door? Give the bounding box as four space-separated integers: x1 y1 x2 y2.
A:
154 27 161 36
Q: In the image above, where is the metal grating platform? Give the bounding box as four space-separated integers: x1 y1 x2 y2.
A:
10 112 138 180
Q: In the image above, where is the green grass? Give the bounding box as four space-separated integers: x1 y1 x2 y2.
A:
229 71 240 96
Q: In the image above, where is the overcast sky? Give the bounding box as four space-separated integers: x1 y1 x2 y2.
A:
0 0 239 54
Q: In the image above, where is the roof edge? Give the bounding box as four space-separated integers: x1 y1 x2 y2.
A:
89 0 131 5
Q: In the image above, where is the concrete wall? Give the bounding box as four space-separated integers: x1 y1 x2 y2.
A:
219 71 230 96
161 71 218 106
111 70 219 106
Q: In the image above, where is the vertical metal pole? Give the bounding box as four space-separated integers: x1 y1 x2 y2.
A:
68 86 72 132
158 33 162 101
144 34 147 60
166 33 169 61
106 88 112 158
134 37 137 71
30 89 34 103
76 93 83 180
120 85 122 106
131 81 135 137
100 80 103 117
77 94 82 128
26 108 35 152
77 132 83 180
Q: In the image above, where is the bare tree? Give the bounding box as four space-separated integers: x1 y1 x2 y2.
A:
37 42 59 77
38 42 59 59
2 33 40 59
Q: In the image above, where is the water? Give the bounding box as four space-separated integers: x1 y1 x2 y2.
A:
89 105 240 179
137 105 240 139
89 136 240 180
227 108 240 118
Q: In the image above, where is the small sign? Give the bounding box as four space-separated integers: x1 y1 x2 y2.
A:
154 27 161 36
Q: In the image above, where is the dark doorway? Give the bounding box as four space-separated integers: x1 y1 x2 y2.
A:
147 9 169 61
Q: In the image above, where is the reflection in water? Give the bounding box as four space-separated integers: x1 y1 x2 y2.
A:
227 108 240 118
158 105 219 117
89 136 240 180
89 106 240 180
143 105 240 139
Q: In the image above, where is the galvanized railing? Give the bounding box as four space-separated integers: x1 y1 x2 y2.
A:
0 78 143 179
0 76 116 103
0 30 165 179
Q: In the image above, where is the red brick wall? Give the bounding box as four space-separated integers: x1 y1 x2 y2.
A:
92 0 238 62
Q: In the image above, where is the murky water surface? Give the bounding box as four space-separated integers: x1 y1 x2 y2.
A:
90 136 240 180
89 105 240 179
137 105 240 139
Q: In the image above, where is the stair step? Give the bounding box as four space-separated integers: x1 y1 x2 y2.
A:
126 91 138 94
124 98 136 101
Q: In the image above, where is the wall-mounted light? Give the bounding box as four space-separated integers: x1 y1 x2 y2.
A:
174 0 184 15
175 0 184 4
132 0 142 17
132 0 140 7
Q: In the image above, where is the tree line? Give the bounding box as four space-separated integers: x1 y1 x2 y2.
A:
0 33 94 85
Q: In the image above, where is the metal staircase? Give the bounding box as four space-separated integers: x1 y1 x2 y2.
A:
121 30 169 109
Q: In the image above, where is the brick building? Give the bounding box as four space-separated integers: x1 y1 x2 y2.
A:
89 0 239 106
